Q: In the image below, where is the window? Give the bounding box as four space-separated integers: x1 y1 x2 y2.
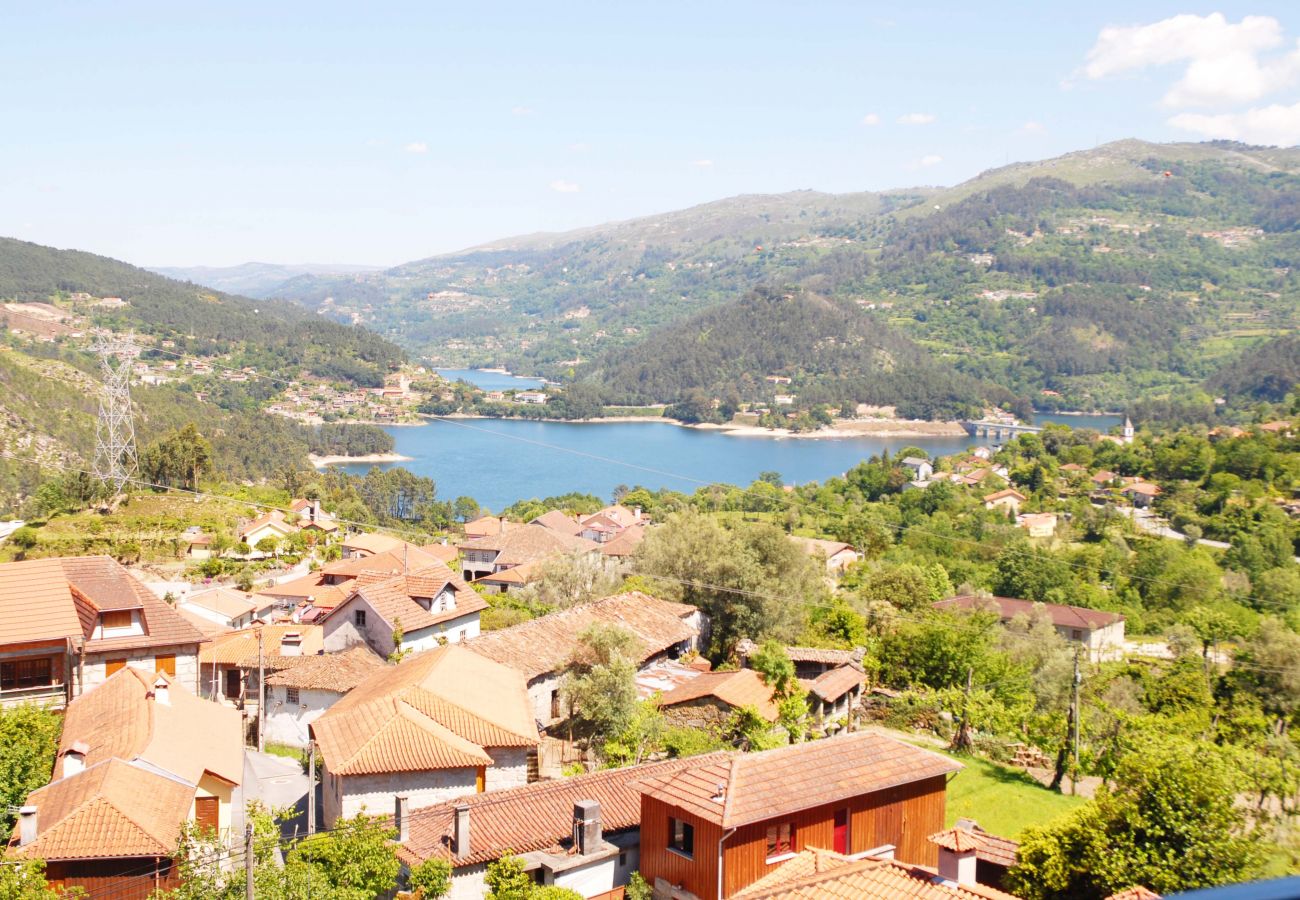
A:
155 655 176 676
100 610 132 631
1072 629 1082 640
766 823 794 861
106 658 127 677
354 609 367 627
1 657 54 691
618 851 627 867
668 817 694 858
286 687 300 705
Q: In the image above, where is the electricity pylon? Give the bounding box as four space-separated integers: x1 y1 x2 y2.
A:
92 332 138 497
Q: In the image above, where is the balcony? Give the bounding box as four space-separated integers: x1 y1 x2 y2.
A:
0 683 67 708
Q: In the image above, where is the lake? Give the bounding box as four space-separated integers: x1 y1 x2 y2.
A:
338 411 1122 513
435 368 546 391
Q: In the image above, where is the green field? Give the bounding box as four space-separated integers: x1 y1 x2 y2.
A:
943 753 1086 838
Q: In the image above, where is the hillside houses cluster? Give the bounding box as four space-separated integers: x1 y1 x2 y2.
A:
267 373 424 425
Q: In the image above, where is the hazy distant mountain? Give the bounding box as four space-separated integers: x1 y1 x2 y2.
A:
150 261 380 299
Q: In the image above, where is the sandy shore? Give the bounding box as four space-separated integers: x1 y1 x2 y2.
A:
309 452 414 467
435 413 966 439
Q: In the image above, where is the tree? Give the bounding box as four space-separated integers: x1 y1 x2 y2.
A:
748 640 797 697
857 563 933 611
484 854 536 899
0 705 61 831
1232 616 1300 727
561 624 641 747
407 858 452 898
453 496 481 523
255 535 282 558
8 525 38 557
1007 741 1263 898
0 859 80 899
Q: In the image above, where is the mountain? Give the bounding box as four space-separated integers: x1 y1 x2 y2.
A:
267 139 1300 412
0 238 407 508
150 261 381 299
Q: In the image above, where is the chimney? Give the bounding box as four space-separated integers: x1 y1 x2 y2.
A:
453 804 470 857
62 741 90 777
936 840 978 886
18 806 37 846
152 676 170 706
394 795 409 844
312 500 322 522
573 800 601 855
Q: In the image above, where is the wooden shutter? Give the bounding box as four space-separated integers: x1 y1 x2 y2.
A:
194 796 219 833
475 766 486 793
105 659 127 677
155 655 176 676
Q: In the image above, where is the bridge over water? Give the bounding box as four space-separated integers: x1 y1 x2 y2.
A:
961 420 1043 441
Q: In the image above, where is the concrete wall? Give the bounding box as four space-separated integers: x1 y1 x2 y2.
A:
403 612 481 652
263 686 341 749
322 595 395 655
447 863 488 900
335 768 479 822
81 645 200 695
546 855 619 896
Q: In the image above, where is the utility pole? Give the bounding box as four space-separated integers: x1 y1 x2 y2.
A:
244 822 254 900
1071 646 1082 794
256 628 265 753
951 666 974 752
307 742 317 835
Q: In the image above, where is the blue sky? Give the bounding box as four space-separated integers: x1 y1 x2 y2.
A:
3 2 1300 267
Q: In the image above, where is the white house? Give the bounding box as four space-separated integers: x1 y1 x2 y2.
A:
311 645 539 825
900 456 934 482
934 594 1126 661
320 564 486 656
262 645 386 748
181 587 275 630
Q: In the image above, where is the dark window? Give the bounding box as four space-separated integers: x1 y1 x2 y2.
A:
286 687 300 705
355 609 367 627
101 610 132 630
1072 629 1082 640
618 851 627 867
766 822 794 860
0 657 54 690
668 817 694 858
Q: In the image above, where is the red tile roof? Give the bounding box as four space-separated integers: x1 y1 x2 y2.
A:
658 669 781 721
804 664 865 703
949 820 1019 868
459 523 600 566
982 488 1026 503
264 645 388 693
466 592 698 681
731 849 1018 900
635 732 962 828
199 624 324 668
324 564 486 633
392 752 729 867
933 595 1123 631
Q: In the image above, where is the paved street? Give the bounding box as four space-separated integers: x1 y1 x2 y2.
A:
243 750 314 839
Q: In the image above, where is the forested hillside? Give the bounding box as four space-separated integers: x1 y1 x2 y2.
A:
583 287 1012 420
264 140 1300 415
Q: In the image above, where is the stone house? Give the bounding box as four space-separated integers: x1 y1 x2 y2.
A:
262 645 386 748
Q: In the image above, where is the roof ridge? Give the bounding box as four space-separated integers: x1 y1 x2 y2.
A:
406 684 537 744
721 754 739 824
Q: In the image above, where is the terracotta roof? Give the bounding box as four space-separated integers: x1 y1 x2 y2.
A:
393 752 730 866
324 545 446 579
736 640 859 667
55 666 243 787
1123 482 1161 496
1060 463 1087 472
530 510 583 536
421 543 460 564
0 556 205 652
265 645 388 693
948 820 1019 868
1092 470 1118 484
458 523 599 566
600 523 647 558
463 516 518 539
934 595 1124 631
928 828 981 853
731 848 1018 900
239 509 295 540
340 533 408 556
636 732 962 828
474 561 541 586
183 587 255 619
311 645 537 776
1106 888 1162 900
982 488 1027 502
805 664 865 703
199 624 324 668
466 592 698 681
789 537 857 559
583 505 642 529
324 564 486 633
256 572 351 609
658 668 781 721
9 759 196 861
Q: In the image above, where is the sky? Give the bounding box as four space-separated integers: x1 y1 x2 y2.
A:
3 2 1300 268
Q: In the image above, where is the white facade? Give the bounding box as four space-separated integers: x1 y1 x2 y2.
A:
263 686 341 749
322 596 481 656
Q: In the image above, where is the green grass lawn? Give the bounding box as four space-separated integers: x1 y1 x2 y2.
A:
943 753 1086 838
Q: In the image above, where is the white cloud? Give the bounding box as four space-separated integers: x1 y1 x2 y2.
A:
689 159 713 168
512 105 534 116
404 142 428 154
898 112 936 125
861 113 881 126
1082 13 1300 107
918 154 943 167
549 179 580 193
1020 120 1045 134
1169 101 1300 146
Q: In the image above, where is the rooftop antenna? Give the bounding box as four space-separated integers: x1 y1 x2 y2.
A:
92 331 138 498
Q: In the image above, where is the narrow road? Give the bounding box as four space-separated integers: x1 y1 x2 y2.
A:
1113 506 1229 549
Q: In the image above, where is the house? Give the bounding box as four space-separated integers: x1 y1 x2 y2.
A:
180 587 272 630
260 544 448 615
238 509 297 552
729 846 1017 900
311 645 540 825
735 641 862 680
600 523 648 560
321 563 486 654
466 592 705 726
340 531 413 559
462 515 519 541
636 731 964 899
901 456 934 482
1122 482 1161 508
982 488 1027 513
0 556 205 706
1059 463 1088 476
941 819 1020 891
391 752 728 900
181 526 213 559
458 523 600 581
800 664 865 726
657 668 781 727
1090 470 1119 487
8 666 243 899
262 645 386 749
515 391 549 404
933 595 1126 660
788 537 860 574
1016 512 1058 539
530 509 584 537
199 623 323 707
473 560 542 594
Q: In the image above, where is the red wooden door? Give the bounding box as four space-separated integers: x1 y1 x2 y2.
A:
833 807 849 854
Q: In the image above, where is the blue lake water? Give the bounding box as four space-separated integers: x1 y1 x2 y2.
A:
435 368 545 391
339 412 1122 513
